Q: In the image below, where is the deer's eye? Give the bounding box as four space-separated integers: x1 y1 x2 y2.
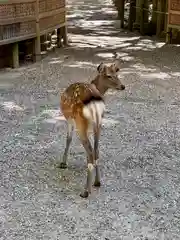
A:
107 75 112 78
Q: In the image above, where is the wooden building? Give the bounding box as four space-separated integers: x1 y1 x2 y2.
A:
0 0 67 68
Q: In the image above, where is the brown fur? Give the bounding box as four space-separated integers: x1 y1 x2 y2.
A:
59 61 125 198
60 82 102 120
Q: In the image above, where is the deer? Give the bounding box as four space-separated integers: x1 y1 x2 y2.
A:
59 60 125 198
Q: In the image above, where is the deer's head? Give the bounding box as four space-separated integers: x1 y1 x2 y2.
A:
97 61 125 91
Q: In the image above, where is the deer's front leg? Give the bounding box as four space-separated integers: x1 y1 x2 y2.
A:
93 125 101 187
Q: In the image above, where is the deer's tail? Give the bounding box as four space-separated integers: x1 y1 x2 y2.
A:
82 96 105 127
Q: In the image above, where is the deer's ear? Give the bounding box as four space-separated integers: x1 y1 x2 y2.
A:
97 62 106 73
112 60 120 72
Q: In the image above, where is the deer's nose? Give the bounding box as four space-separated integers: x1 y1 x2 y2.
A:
121 85 125 90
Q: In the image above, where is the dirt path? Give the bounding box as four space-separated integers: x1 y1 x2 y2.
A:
1 0 180 239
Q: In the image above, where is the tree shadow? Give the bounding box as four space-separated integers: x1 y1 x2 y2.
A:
65 0 180 77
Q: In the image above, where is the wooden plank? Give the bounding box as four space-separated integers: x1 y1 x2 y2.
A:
168 23 180 29
170 0 180 11
0 0 35 4
169 13 180 25
39 7 66 19
39 13 65 32
169 10 180 15
0 34 36 46
39 23 65 36
0 17 36 26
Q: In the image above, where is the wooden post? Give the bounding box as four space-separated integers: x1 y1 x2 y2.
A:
40 35 47 51
33 0 41 61
63 25 68 46
12 42 19 68
164 0 168 32
134 0 141 30
120 0 125 28
140 3 144 35
32 37 41 61
152 0 157 30
166 27 172 43
143 0 148 23
128 0 136 31
0 26 3 41
57 28 63 48
156 0 163 36
166 0 172 44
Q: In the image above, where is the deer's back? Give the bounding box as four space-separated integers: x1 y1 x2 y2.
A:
60 82 103 120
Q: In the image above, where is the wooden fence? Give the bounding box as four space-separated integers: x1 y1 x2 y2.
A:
0 0 67 68
116 0 180 43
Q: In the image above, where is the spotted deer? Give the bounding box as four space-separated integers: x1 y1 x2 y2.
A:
60 61 125 198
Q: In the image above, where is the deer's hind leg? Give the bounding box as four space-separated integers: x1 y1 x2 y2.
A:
93 124 101 187
76 117 95 198
59 120 74 169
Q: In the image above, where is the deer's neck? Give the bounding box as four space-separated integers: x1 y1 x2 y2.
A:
91 75 108 95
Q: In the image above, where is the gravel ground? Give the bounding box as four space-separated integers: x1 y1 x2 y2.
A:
1 0 180 239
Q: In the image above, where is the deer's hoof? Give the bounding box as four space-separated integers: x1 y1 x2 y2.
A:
94 181 101 187
80 191 89 198
58 162 67 169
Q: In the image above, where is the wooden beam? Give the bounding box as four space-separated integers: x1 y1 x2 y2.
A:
120 0 125 28
156 0 164 36
12 42 19 68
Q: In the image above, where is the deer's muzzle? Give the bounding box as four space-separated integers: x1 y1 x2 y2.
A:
117 84 125 90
